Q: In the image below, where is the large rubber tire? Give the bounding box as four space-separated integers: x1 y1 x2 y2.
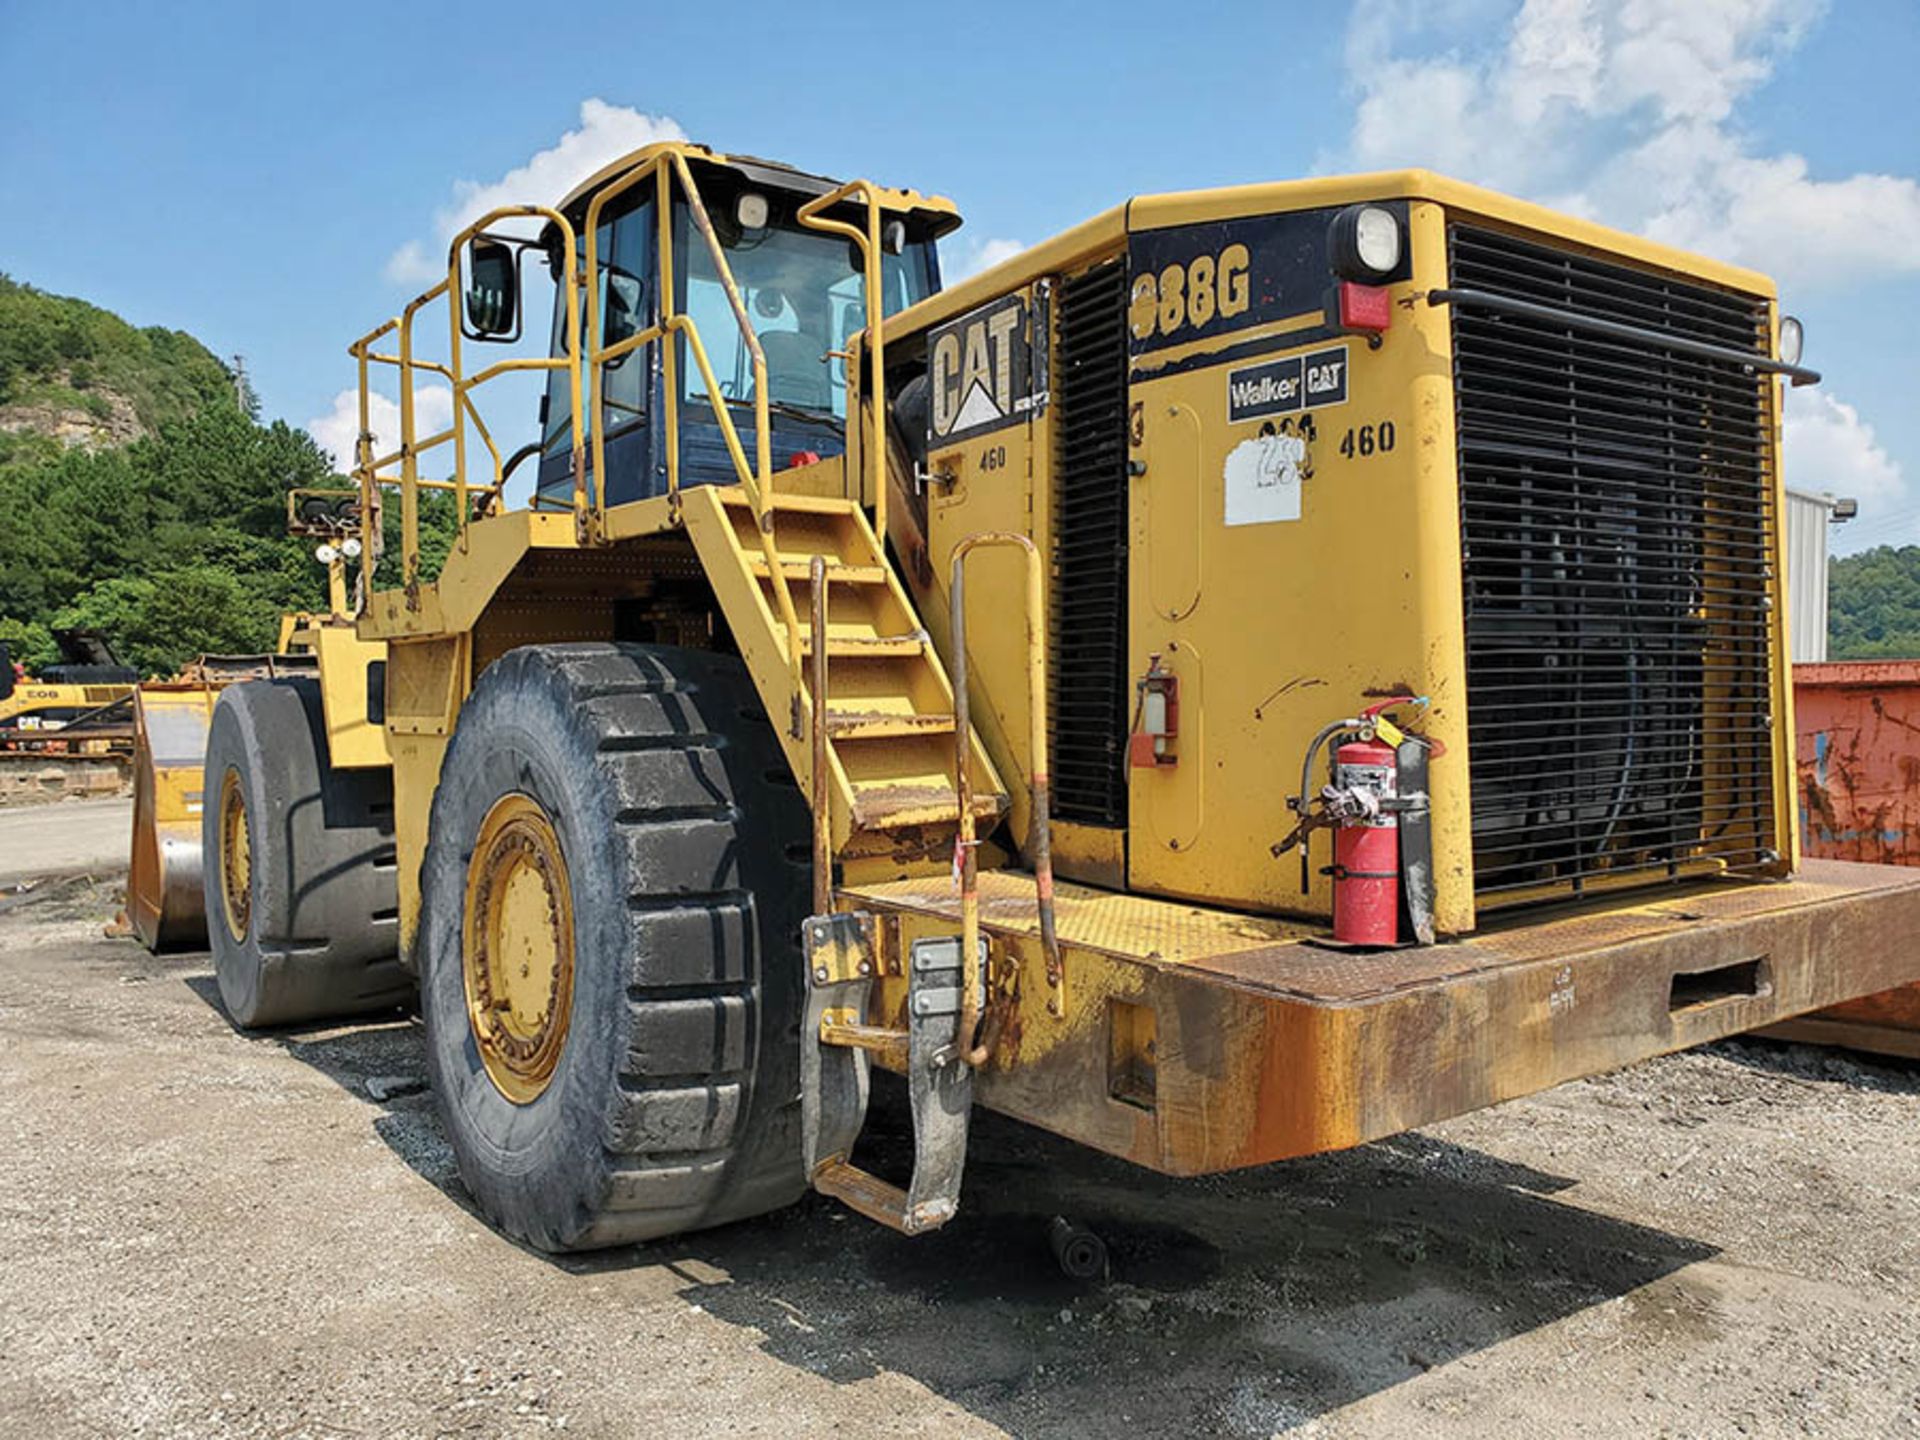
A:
202 678 410 1028
418 643 811 1251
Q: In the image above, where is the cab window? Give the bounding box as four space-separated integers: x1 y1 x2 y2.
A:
676 204 936 422
541 194 655 457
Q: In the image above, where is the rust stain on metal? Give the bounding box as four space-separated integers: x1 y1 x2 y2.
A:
1795 662 1920 866
844 858 1920 1177
1787 662 1920 1050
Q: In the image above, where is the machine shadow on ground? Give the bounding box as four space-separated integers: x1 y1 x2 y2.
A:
1715 1031 1920 1093
181 966 1730 1435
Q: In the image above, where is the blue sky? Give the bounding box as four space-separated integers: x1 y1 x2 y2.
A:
2 0 1915 550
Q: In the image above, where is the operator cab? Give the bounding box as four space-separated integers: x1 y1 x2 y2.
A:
530 147 957 508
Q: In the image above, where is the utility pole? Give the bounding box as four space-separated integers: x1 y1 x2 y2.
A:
231 354 253 415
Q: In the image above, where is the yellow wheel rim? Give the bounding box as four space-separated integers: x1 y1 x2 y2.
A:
218 767 251 943
462 793 575 1105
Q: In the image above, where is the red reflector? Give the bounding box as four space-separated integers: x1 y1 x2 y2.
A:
1338 282 1392 333
788 449 822 468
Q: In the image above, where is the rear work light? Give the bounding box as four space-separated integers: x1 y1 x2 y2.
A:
1779 314 1804 367
1337 281 1393 336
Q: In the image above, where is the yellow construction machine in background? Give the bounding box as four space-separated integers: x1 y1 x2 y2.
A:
126 506 387 952
0 628 138 757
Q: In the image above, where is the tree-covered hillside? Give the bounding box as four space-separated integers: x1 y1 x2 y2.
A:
0 276 334 676
0 274 237 436
1829 546 1920 661
0 277 460 678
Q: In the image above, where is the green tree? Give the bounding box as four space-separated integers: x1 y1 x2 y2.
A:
0 274 232 424
51 567 282 678
0 274 476 674
1829 546 1920 660
0 616 55 673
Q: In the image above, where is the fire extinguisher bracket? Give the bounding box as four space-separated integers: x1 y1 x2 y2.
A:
1129 655 1180 769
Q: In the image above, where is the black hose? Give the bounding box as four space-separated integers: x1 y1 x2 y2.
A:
1596 543 1642 859
500 441 542 485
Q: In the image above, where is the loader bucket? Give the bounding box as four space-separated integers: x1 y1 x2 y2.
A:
126 655 320 951
127 685 222 951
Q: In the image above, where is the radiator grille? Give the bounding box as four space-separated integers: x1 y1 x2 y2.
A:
1051 260 1130 827
1448 225 1779 900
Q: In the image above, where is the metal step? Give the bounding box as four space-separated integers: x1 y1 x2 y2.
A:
801 916 978 1236
799 631 927 660
851 784 1007 832
717 488 858 515
747 556 889 585
826 710 958 741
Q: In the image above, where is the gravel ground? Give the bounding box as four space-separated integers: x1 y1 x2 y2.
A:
1 872 1917 1439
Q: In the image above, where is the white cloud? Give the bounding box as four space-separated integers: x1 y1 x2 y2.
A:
383 240 438 287
307 385 456 473
946 236 1025 282
1785 386 1906 530
383 100 686 287
1339 0 1918 290
1636 144 1920 283
1338 2 1918 551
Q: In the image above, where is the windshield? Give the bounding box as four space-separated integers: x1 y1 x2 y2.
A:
676 208 937 421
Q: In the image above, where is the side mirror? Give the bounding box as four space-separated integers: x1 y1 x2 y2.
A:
882 219 908 256
0 643 13 702
464 238 519 340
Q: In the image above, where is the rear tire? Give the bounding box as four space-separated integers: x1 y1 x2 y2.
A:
418 643 810 1252
202 678 409 1028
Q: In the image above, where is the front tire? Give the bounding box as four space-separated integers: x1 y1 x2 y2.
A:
418 643 810 1251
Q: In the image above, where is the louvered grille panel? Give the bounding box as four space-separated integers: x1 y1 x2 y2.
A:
1051 261 1130 827
1449 225 1779 900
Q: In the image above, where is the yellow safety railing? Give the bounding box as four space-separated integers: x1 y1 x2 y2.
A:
344 156 895 743
947 532 1061 1059
577 151 808 708
796 180 889 549
348 205 584 602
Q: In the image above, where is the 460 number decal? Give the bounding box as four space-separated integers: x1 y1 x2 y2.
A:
1337 421 1396 459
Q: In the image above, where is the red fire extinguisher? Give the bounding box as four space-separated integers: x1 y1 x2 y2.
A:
1330 736 1399 946
1278 696 1430 948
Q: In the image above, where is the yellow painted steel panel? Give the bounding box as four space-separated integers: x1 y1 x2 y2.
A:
1119 200 1471 929
843 860 1920 1175
308 624 390 769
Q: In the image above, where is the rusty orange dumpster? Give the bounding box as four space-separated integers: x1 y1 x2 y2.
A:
1770 661 1920 1059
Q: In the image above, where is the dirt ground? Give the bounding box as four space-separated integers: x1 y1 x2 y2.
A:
2 871 1918 1439
0 796 129 887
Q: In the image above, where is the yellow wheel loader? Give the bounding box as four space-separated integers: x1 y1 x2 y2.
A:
127 496 388 955
178 140 1920 1252
0 628 137 754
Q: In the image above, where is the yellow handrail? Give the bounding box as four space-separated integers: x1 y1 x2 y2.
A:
347 204 584 606
343 153 851 727
671 153 803 705
447 205 583 549
796 180 888 548
580 150 805 718
947 532 1061 1060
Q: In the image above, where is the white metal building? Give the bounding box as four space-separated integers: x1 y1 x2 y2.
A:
1785 488 1854 662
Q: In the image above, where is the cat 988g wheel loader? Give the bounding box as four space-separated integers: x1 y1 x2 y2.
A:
169 139 1920 1251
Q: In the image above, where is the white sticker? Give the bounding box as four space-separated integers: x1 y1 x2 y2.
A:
1223 432 1306 527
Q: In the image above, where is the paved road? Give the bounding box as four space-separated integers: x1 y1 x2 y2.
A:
2 878 1918 1438
0 797 130 888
